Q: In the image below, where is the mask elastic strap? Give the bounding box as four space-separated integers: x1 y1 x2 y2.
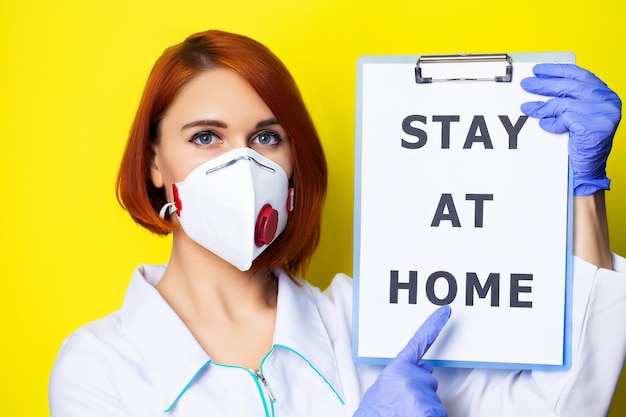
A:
288 187 295 212
158 202 177 219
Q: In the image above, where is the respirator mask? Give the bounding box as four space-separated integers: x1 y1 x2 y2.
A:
159 147 293 271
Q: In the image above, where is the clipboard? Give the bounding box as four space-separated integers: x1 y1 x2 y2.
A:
353 52 575 370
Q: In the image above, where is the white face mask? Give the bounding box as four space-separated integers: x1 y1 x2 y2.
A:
159 147 293 271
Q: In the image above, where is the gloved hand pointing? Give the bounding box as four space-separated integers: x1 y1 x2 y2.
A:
354 305 451 417
520 63 621 196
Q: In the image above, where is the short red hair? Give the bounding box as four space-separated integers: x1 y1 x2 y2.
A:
117 30 328 277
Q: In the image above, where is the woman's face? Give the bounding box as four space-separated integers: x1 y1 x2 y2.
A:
150 68 293 198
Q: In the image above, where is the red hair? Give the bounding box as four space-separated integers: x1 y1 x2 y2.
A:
116 30 327 277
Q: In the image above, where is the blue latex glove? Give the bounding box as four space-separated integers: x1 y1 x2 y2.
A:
354 305 451 417
520 63 621 196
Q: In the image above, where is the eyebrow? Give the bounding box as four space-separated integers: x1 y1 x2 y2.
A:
181 118 280 131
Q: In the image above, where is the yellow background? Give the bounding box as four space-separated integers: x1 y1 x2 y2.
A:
1 0 624 415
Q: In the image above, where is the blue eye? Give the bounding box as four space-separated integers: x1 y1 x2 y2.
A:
253 131 281 146
190 131 219 145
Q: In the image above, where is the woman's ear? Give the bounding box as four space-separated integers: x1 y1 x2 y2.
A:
149 147 165 188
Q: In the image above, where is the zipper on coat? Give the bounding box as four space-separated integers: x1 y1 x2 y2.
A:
254 369 277 403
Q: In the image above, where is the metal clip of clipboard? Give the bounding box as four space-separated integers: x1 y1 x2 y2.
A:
415 53 512 83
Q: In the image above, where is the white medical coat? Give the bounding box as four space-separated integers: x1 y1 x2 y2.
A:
49 254 626 417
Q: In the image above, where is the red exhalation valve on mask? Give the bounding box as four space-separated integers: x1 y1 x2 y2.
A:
255 204 279 247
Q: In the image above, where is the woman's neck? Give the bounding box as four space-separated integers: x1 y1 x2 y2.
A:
154 231 279 368
156 230 278 322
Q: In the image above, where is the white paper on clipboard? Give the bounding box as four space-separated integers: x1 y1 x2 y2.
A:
353 52 575 370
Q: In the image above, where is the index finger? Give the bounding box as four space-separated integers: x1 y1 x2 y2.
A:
520 76 617 102
532 63 608 87
396 305 451 364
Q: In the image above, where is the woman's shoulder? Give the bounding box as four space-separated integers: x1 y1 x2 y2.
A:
51 311 135 377
60 311 125 349
291 273 355 339
294 272 354 310
49 312 138 414
49 264 163 396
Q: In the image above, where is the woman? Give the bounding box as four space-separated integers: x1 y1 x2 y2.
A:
49 30 625 417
